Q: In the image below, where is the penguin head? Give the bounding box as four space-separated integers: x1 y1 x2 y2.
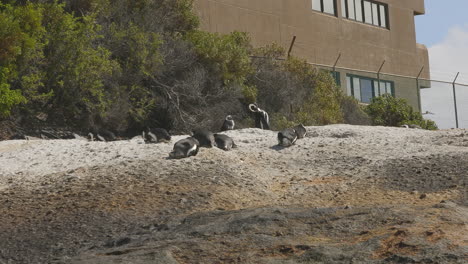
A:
248 104 259 112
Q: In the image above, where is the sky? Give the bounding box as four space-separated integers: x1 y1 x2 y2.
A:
415 0 468 128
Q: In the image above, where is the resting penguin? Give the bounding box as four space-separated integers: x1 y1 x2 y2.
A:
88 128 116 142
192 129 217 148
277 128 298 147
221 115 235 131
169 137 200 159
214 134 237 151
293 124 307 139
143 127 171 143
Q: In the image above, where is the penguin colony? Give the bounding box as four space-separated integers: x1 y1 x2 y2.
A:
27 105 309 159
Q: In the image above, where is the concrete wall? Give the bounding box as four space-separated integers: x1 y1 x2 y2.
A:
194 0 430 109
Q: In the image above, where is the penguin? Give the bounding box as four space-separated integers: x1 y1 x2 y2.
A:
277 128 298 147
142 129 158 143
249 103 270 130
192 129 217 148
142 127 171 143
88 128 116 142
409 124 422 129
293 124 307 139
214 134 237 151
221 115 235 131
169 137 200 159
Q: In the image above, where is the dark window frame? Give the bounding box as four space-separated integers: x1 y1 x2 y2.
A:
312 0 338 16
342 0 389 29
347 74 394 103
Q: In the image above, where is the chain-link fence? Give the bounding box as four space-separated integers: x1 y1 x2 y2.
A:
312 63 468 129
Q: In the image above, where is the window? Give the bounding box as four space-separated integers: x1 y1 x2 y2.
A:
312 0 337 16
341 0 388 28
346 75 394 103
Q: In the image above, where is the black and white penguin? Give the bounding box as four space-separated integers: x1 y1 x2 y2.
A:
143 127 171 143
293 124 307 139
192 129 217 148
221 115 235 131
277 128 298 147
401 124 422 129
169 137 200 159
214 134 237 151
249 103 270 130
88 128 116 142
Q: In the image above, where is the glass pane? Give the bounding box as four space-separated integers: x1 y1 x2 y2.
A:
372 3 379 26
380 81 387 95
360 79 373 103
386 82 392 95
363 1 372 24
346 76 352 96
312 0 321 11
341 0 346 17
355 0 363 21
380 5 387 28
323 0 335 15
347 0 355 19
353 78 361 101
373 80 379 97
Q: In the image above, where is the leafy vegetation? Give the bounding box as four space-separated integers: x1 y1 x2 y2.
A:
0 0 382 134
366 94 437 130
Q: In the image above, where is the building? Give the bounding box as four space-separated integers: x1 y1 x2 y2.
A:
193 0 430 110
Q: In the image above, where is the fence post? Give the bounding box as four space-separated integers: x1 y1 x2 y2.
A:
416 66 424 112
287 36 296 58
452 72 460 128
377 60 386 96
332 53 341 85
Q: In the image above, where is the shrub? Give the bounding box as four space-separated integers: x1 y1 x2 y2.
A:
365 94 437 130
340 95 372 125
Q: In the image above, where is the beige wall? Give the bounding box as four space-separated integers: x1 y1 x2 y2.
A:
194 0 430 110
194 0 429 77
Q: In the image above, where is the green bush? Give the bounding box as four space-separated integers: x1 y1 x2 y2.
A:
365 94 437 130
340 95 372 125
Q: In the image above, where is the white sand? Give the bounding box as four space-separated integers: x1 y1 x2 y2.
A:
0 124 466 186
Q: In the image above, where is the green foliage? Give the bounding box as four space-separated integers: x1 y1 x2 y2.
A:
0 83 26 117
0 0 366 133
270 113 296 130
299 70 343 125
186 30 252 85
40 3 119 122
340 95 372 125
365 94 438 130
252 42 285 59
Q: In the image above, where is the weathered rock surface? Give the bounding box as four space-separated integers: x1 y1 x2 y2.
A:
0 125 467 263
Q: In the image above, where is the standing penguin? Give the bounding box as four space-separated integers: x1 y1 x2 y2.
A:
249 104 270 130
221 115 235 131
169 137 200 159
277 128 298 147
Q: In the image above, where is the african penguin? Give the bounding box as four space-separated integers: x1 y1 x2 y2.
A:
214 134 237 151
221 115 235 131
293 124 307 139
277 128 298 147
143 127 171 143
192 129 217 148
169 137 200 159
249 103 270 130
